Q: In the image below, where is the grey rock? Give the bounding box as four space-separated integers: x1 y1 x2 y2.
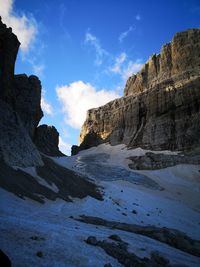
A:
34 124 64 156
85 236 98 246
128 152 200 170
78 29 200 154
0 100 43 167
13 74 43 138
0 18 62 167
0 249 11 267
0 16 20 102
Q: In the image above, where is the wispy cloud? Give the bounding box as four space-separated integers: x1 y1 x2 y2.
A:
56 81 119 129
110 52 127 73
85 30 108 65
0 0 37 53
41 89 53 116
135 14 141 21
33 63 45 77
59 3 71 40
59 136 71 155
119 26 134 43
110 53 143 81
122 60 143 80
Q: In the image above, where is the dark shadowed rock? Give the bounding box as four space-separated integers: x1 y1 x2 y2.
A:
0 16 20 102
0 250 11 267
78 29 200 153
0 100 43 167
72 131 104 155
85 236 180 267
0 18 62 166
78 215 200 257
13 74 43 138
0 155 102 203
34 124 64 156
128 152 200 170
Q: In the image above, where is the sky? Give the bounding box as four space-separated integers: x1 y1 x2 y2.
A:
0 0 199 155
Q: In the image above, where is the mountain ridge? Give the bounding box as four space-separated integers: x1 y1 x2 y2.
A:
73 28 200 155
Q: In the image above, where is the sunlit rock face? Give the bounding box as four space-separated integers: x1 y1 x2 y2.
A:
79 29 200 153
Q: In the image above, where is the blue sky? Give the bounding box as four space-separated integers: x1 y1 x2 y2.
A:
0 0 200 154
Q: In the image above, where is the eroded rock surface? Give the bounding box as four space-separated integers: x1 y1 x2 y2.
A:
128 152 200 170
79 215 200 257
0 18 62 167
13 74 43 138
0 100 43 167
78 29 200 154
34 125 64 156
0 16 20 102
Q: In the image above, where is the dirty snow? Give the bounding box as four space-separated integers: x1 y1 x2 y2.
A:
0 143 200 266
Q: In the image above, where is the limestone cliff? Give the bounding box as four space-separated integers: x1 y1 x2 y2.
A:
0 18 63 167
77 29 200 153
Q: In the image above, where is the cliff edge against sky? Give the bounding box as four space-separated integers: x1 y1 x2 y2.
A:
75 29 200 154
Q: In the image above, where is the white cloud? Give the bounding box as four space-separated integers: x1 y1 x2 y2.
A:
119 26 134 43
33 63 45 77
85 31 108 65
56 81 120 129
110 52 127 74
135 14 141 21
122 61 143 80
41 95 53 116
0 0 37 52
59 137 71 156
110 53 143 81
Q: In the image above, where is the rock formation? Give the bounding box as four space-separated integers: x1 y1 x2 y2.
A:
77 29 200 154
0 17 20 102
14 74 43 138
34 125 64 156
0 18 103 202
0 18 63 167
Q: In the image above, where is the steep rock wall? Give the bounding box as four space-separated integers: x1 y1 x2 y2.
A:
78 29 200 153
0 18 64 166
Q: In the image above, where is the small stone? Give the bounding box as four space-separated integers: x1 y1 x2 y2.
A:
109 234 122 242
151 251 169 265
85 236 98 246
132 210 137 214
36 251 43 258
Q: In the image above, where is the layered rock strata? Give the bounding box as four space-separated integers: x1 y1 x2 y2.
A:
78 29 200 154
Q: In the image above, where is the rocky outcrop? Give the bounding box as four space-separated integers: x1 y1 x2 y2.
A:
0 16 20 102
13 74 43 138
0 18 63 167
78 29 200 153
0 18 102 202
34 125 64 156
128 152 200 170
0 100 43 167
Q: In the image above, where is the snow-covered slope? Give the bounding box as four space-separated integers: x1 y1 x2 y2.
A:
0 144 200 266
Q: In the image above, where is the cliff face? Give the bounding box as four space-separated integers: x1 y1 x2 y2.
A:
0 18 63 167
78 29 200 153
